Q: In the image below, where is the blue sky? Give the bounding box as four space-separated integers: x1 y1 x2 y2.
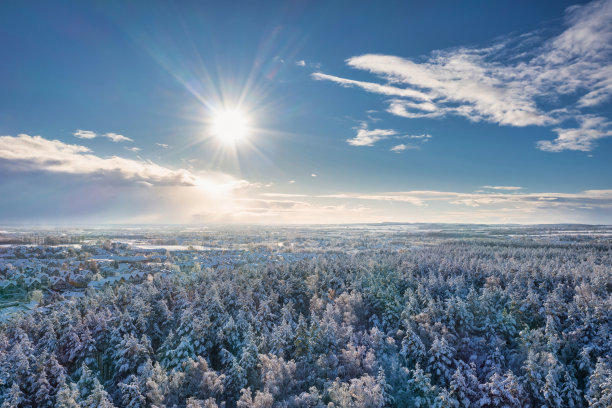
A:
1 0 612 224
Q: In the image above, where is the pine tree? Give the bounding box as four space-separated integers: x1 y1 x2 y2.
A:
586 359 612 408
541 369 563 408
54 382 81 408
406 365 438 407
269 317 294 359
294 314 310 359
450 361 482 408
38 326 59 354
45 353 67 394
433 387 458 408
225 354 247 399
560 370 582 408
240 329 259 386
82 379 115 408
140 359 168 407
33 363 54 408
428 336 456 386
113 334 152 380
522 349 545 402
119 375 146 408
400 328 426 368
75 363 97 402
481 346 505 379
376 367 393 406
59 326 83 365
2 382 25 408
478 371 525 408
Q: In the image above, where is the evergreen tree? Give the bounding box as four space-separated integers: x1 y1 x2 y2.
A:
400 328 426 368
450 361 482 408
119 375 146 408
54 382 81 408
82 379 115 408
586 359 612 408
75 363 97 402
294 314 310 359
560 370 582 408
240 329 259 386
406 365 438 407
428 336 456 386
113 334 152 380
1 382 25 408
224 354 247 399
479 371 525 408
33 363 54 408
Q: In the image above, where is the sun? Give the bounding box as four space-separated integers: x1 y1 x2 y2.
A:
211 109 250 145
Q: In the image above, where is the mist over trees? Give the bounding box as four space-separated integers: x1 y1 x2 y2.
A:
1 234 611 407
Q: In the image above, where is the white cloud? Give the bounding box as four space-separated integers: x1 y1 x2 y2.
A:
125 146 141 152
482 185 523 190
0 134 248 189
73 129 96 139
73 129 133 143
348 123 397 146
315 0 612 151
156 143 169 149
312 72 430 101
311 173 317 177
390 144 418 153
104 132 133 143
289 180 296 184
405 134 432 140
537 115 612 152
296 60 306 67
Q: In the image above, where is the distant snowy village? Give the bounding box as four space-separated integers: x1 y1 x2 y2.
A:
0 224 611 407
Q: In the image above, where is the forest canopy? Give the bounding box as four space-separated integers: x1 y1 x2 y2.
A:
0 229 611 407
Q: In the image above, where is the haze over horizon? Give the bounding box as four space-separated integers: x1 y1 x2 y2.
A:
1 0 612 224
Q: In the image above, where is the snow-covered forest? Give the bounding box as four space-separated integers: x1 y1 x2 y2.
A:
0 225 611 407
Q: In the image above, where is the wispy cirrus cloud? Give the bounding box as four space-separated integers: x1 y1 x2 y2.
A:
73 129 134 143
314 0 612 152
312 72 430 101
390 133 432 152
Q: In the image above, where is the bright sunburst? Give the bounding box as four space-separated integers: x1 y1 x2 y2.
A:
211 109 250 145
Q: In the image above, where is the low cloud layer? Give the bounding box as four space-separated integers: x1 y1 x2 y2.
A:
259 188 612 224
0 134 245 189
314 0 612 152
0 134 609 224
320 189 612 212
